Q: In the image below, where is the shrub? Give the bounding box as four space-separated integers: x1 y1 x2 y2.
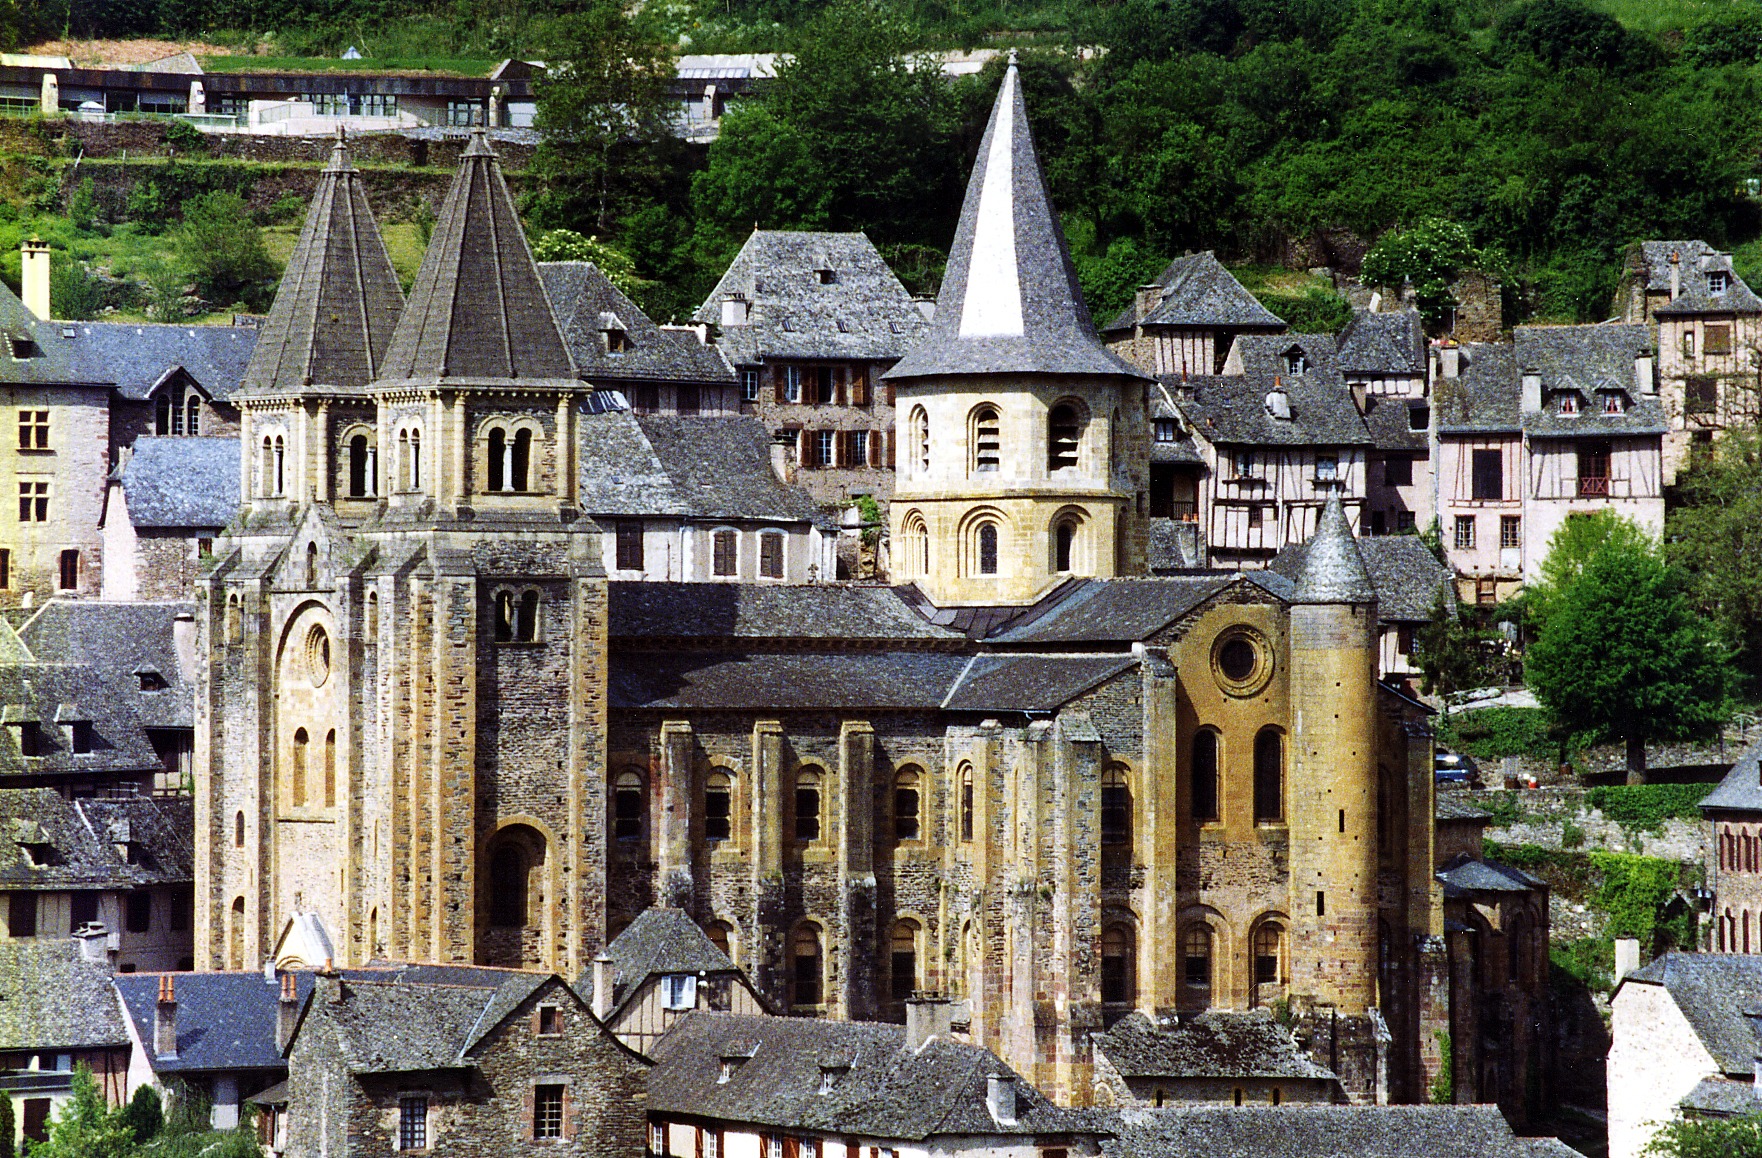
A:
1438 706 1569 761
1583 784 1713 836
163 119 207 153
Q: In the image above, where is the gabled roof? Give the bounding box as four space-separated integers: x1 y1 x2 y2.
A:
578 413 820 523
692 232 928 365
241 133 403 396
1163 372 1371 448
611 652 974 713
1271 534 1449 622
541 262 734 386
886 63 1145 382
580 907 745 1015
1619 952 1762 1074
1088 1105 1537 1158
1336 309 1425 377
609 583 959 643
1102 251 1284 334
646 1011 1089 1140
65 323 258 401
1359 392 1430 452
1700 739 1762 813
984 575 1235 645
1435 852 1545 896
941 654 1138 713
116 970 318 1074
0 280 91 387
0 939 129 1053
1434 344 1519 434
1641 241 1762 316
116 437 240 529
1291 492 1375 605
21 600 198 731
380 130 575 385
0 789 192 890
1091 1011 1339 1083
1513 324 1666 437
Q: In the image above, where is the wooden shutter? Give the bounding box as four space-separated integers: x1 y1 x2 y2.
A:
773 365 785 403
850 369 868 407
885 430 895 469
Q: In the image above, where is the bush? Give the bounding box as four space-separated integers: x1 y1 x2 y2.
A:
162 119 206 153
1551 935 1613 993
175 190 277 312
125 181 172 231
1589 851 1683 942
1583 784 1714 835
256 193 308 227
50 253 102 320
1256 287 1355 334
1438 706 1568 761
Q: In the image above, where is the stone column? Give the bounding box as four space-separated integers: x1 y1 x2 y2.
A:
658 721 695 909
838 720 875 1020
751 721 786 1001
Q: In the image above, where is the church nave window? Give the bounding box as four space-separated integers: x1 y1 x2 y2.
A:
705 772 733 842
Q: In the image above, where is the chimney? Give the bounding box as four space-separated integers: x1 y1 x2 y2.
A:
769 431 798 485
1368 291 1382 312
1635 351 1656 395
276 972 300 1052
1135 283 1162 323
40 73 58 117
1264 378 1292 420
1614 937 1640 984
1521 372 1542 415
1349 382 1368 415
171 611 197 684
591 953 616 1020
154 976 179 1059
720 294 750 327
912 296 936 321
1440 343 1461 379
905 995 952 1049
986 1073 1017 1126
20 238 51 322
1669 251 1681 301
75 921 109 962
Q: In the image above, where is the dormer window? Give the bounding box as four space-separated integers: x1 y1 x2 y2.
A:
606 327 629 353
817 1065 850 1095
1602 391 1625 415
1154 420 1179 443
137 670 169 692
660 973 697 1010
1710 271 1730 294
154 386 201 436
1408 404 1429 431
816 267 836 285
6 336 37 359
1283 348 1308 375
1557 393 1580 416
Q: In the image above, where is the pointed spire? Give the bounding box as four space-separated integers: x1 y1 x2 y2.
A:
1293 491 1376 604
886 60 1144 381
242 130 404 394
380 129 575 384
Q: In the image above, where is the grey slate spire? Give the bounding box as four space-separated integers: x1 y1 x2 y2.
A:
1292 490 1376 604
380 129 576 384
242 129 405 394
885 61 1146 381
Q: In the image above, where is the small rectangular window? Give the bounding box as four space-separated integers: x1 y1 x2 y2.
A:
759 534 783 579
7 891 35 938
850 369 870 406
1501 515 1522 549
537 1005 561 1036
1154 420 1178 443
651 1123 666 1153
18 481 48 523
1407 405 1429 432
784 367 804 404
814 431 836 469
1384 456 1412 487
0 548 12 589
1706 323 1732 355
712 530 737 577
399 1096 428 1150
17 410 47 451
616 522 645 572
795 786 821 843
1454 514 1476 549
1314 455 1337 482
126 892 151 934
661 974 697 1010
1247 505 1263 528
58 549 77 592
534 1085 565 1140
849 430 868 466
705 781 732 841
1471 449 1502 501
676 385 701 416
741 369 760 402
1316 890 1325 916
1232 450 1255 479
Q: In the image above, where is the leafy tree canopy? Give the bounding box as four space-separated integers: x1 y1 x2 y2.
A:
1644 1114 1762 1158
1668 429 1762 684
1360 217 1477 324
175 190 278 312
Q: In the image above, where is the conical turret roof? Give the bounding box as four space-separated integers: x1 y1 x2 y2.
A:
886 60 1146 382
380 130 575 384
242 130 405 394
1292 491 1376 604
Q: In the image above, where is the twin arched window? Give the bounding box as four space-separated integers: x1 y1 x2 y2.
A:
346 433 378 498
397 427 423 492
494 589 540 643
155 387 201 436
486 426 533 493
261 435 286 498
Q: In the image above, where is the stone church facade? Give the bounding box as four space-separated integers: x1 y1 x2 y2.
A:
198 76 1452 1110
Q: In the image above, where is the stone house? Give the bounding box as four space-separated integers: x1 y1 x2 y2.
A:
1089 1010 1343 1107
101 437 238 601
0 937 132 1146
1608 953 1762 1158
646 1010 1104 1158
694 230 930 505
0 788 193 971
1336 310 1431 537
1618 241 1762 485
1699 739 1762 953
1101 251 1286 377
1268 534 1454 685
540 261 740 416
579 906 770 1056
282 968 650 1158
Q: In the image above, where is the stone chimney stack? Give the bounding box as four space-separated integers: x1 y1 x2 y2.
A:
20 238 51 322
591 953 616 1020
769 431 797 486
1635 351 1656 395
171 611 197 683
154 975 179 1059
1134 283 1161 323
276 972 300 1052
1440 343 1461 379
1669 251 1681 300
75 922 109 962
1614 937 1640 984
720 293 750 327
904 996 953 1049
986 1073 1017 1125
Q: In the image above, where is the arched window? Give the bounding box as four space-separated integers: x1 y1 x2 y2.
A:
368 908 379 957
910 406 930 476
323 729 337 809
305 542 318 589
707 921 734 961
758 532 785 580
1253 922 1285 991
228 896 245 970
977 522 999 576
614 771 644 841
156 392 174 435
1101 764 1131 846
1049 403 1081 471
347 434 373 498
959 764 975 842
399 428 422 491
705 771 733 842
1054 519 1077 573
489 844 529 927
186 392 200 436
1507 912 1528 984
1101 926 1134 1004
792 925 823 1007
364 591 378 636
900 513 929 580
274 436 286 497
1253 729 1284 823
488 427 507 491
1193 730 1219 822
290 727 309 806
890 920 919 1002
260 437 275 497
517 590 539 642
495 591 515 643
511 428 532 491
234 810 245 848
970 406 1000 474
795 768 822 843
225 594 242 645
1183 924 1213 991
894 766 921 842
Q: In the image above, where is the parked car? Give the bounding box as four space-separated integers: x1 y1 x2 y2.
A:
1435 751 1479 785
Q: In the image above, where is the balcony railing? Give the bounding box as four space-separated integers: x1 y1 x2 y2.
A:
1578 476 1610 497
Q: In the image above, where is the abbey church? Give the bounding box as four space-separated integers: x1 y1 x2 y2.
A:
196 64 1460 1109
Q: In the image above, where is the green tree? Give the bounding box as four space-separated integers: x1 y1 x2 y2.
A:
1644 1114 1762 1158
1413 593 1492 697
1360 218 1477 326
68 178 100 234
1669 429 1762 684
175 191 277 311
530 229 651 298
1525 532 1733 783
531 0 675 233
1528 509 1655 632
34 1064 134 1158
50 253 103 322
0 1089 14 1158
689 106 831 240
120 1083 164 1144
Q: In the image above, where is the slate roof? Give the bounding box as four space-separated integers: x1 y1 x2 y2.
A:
692 232 927 365
1292 493 1376 605
1620 952 1762 1074
304 972 568 1073
1162 373 1370 448
1359 392 1431 452
1091 1011 1339 1083
1336 309 1425 376
886 64 1145 382
21 600 198 730
0 939 129 1052
116 437 240 529
541 261 734 386
379 130 576 386
1146 520 1204 570
581 907 744 1014
579 413 820 522
1087 1105 1537 1158
942 654 1138 713
0 280 94 387
1642 241 1762 316
1681 1076 1761 1117
647 1012 1090 1140
1270 535 1450 622
984 576 1234 645
65 322 258 402
1102 251 1284 334
1435 344 1520 434
240 133 403 395
1436 852 1545 897
611 652 973 712
1435 793 1492 822
0 788 192 889
115 970 318 1074
1514 324 1667 437
1699 738 1762 813
608 583 959 643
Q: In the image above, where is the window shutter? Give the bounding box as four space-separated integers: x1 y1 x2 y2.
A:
851 371 869 407
562 1084 574 1141
839 431 852 468
773 366 785 404
885 431 895 469
523 1084 536 1139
